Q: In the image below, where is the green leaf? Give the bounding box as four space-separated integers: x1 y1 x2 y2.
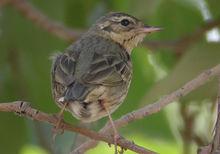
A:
150 0 204 40
0 113 27 154
19 144 48 154
206 0 220 19
142 42 220 104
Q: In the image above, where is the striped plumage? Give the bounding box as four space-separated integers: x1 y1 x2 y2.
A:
51 12 160 122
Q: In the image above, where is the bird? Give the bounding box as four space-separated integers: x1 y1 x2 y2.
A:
51 12 160 146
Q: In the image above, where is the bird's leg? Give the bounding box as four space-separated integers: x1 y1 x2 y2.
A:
99 99 120 154
52 102 68 141
106 108 120 154
56 102 68 128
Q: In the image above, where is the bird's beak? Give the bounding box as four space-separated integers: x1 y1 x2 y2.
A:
139 26 162 33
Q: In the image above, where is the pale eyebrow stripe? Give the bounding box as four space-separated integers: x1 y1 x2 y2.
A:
111 16 136 24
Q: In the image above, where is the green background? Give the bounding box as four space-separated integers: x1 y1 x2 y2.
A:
0 0 220 154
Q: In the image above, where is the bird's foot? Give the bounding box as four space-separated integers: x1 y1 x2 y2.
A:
112 133 125 154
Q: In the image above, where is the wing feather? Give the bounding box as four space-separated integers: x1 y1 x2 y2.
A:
52 36 131 102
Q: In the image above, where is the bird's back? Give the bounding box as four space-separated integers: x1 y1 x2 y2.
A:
51 34 132 122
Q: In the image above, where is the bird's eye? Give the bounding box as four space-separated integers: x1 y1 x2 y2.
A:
120 19 130 26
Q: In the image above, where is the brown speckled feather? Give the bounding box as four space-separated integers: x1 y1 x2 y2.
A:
51 34 132 122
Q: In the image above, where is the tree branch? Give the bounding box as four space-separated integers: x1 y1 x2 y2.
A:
76 64 220 153
9 0 82 42
7 0 220 50
144 18 220 52
0 101 156 154
197 74 220 154
174 19 220 54
211 75 220 154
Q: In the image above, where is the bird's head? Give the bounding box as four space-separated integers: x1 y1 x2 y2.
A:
90 12 161 52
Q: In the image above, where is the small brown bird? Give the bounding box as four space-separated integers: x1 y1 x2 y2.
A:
51 12 160 133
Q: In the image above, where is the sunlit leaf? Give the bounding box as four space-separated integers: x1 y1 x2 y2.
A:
19 144 48 154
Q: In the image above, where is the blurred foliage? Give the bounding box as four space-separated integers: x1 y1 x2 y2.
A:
0 0 220 154
20 144 48 154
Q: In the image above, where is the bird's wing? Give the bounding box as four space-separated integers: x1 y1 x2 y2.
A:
52 52 77 87
81 51 131 86
52 51 91 101
52 37 131 102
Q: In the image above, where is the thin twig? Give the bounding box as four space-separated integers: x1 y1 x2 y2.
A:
9 0 82 42
0 101 155 154
0 0 9 7
76 64 220 153
174 19 220 54
7 0 220 50
180 103 197 154
198 145 212 154
197 74 220 154
144 18 220 52
211 75 220 154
